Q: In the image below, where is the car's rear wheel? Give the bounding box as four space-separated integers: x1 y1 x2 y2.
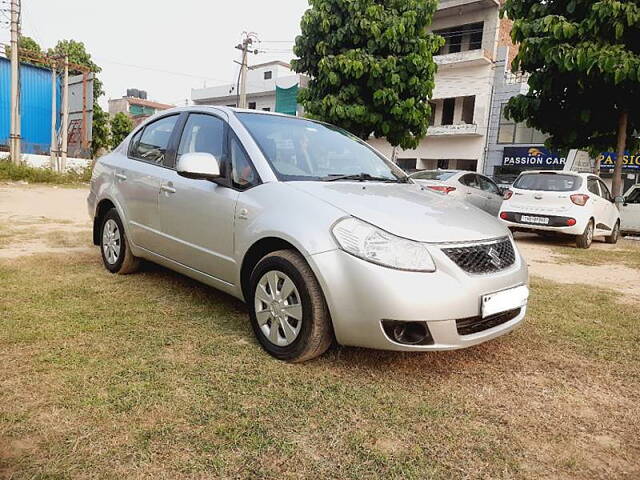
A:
576 219 594 249
604 221 620 244
100 208 140 274
248 250 332 362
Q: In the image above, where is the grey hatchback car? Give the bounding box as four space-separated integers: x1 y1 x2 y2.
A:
88 107 529 362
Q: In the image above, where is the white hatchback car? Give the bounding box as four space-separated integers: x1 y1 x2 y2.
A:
499 171 621 248
409 170 504 216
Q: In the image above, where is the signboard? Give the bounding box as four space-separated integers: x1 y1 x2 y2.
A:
502 147 566 170
597 152 640 171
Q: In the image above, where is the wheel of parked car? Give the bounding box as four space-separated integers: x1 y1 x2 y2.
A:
249 250 332 362
576 219 594 249
100 208 140 274
604 221 620 244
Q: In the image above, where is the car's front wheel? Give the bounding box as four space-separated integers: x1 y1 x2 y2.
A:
576 219 594 249
248 250 332 362
100 208 140 274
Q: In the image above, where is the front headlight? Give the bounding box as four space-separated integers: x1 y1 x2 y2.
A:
331 217 436 272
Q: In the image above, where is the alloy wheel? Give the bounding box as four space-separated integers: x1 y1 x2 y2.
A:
102 219 121 265
254 270 303 346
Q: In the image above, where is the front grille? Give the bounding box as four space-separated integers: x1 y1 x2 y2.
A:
456 308 521 336
442 237 515 274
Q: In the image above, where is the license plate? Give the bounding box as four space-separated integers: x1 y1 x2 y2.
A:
521 215 549 225
482 285 529 318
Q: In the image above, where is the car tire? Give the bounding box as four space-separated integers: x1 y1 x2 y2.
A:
248 249 332 362
100 208 140 274
604 221 620 244
576 219 594 249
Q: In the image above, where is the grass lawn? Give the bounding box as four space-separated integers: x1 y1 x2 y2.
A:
1 251 639 479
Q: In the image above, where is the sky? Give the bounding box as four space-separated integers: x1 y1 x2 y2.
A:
0 0 309 109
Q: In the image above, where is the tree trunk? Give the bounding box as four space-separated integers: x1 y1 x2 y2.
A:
611 111 628 198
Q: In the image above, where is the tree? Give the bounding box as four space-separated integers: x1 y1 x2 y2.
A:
47 40 108 157
502 0 640 196
110 112 133 149
291 0 443 150
5 36 46 67
92 104 110 157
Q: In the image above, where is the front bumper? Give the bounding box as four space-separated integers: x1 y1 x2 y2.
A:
309 243 529 351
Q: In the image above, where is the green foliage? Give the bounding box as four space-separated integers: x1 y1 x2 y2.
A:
47 39 104 101
502 0 640 155
92 104 111 157
292 0 443 149
110 112 134 149
0 158 92 184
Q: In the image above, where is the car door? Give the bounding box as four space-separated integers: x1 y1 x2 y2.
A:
157 112 258 284
478 174 503 216
116 114 180 251
596 179 620 231
620 186 640 233
586 176 607 231
457 173 486 211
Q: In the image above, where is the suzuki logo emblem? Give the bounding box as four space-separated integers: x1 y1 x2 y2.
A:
487 247 502 268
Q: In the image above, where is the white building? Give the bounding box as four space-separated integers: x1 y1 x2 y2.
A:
191 61 308 115
369 0 516 173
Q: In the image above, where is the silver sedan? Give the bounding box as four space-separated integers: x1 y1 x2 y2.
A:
409 170 505 216
88 107 529 362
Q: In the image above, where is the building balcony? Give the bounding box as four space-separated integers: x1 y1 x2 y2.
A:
436 0 500 17
427 123 482 137
434 49 493 68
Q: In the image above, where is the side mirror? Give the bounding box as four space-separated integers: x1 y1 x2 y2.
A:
176 152 221 180
614 195 626 206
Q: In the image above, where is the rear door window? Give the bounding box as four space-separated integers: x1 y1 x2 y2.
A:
513 174 582 192
587 177 600 196
459 174 480 189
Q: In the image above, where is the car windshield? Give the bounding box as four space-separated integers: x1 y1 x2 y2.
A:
236 113 407 182
513 173 582 192
411 171 456 181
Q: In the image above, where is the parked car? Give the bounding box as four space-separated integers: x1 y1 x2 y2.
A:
499 171 621 249
620 184 640 234
88 107 529 362
409 170 504 216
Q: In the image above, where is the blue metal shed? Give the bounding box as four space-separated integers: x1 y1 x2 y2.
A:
0 57 60 154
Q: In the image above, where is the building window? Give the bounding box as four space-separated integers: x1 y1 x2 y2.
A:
428 101 437 126
248 102 256 110
434 22 484 55
264 71 272 80
397 158 417 172
226 104 236 107
441 98 455 125
456 159 478 171
437 159 449 169
461 96 475 124
262 107 271 111
498 104 547 144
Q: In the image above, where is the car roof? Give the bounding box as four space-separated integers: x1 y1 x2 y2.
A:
519 170 587 177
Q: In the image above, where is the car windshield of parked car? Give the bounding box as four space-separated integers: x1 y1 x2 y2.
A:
237 113 407 182
411 171 456 181
513 173 582 192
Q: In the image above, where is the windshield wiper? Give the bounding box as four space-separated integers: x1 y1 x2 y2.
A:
322 173 401 183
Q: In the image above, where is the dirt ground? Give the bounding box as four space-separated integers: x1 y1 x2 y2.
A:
1 183 639 295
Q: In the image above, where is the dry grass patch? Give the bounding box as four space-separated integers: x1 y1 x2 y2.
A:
1 252 639 479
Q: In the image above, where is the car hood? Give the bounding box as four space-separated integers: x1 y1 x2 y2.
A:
288 181 508 243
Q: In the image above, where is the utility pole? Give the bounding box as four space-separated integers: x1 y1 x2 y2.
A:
9 0 21 164
50 65 58 171
61 56 69 172
235 32 259 109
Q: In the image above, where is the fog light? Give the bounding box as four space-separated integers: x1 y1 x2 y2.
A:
381 320 434 346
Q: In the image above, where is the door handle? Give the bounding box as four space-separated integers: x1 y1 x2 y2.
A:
115 173 127 181
160 184 176 194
